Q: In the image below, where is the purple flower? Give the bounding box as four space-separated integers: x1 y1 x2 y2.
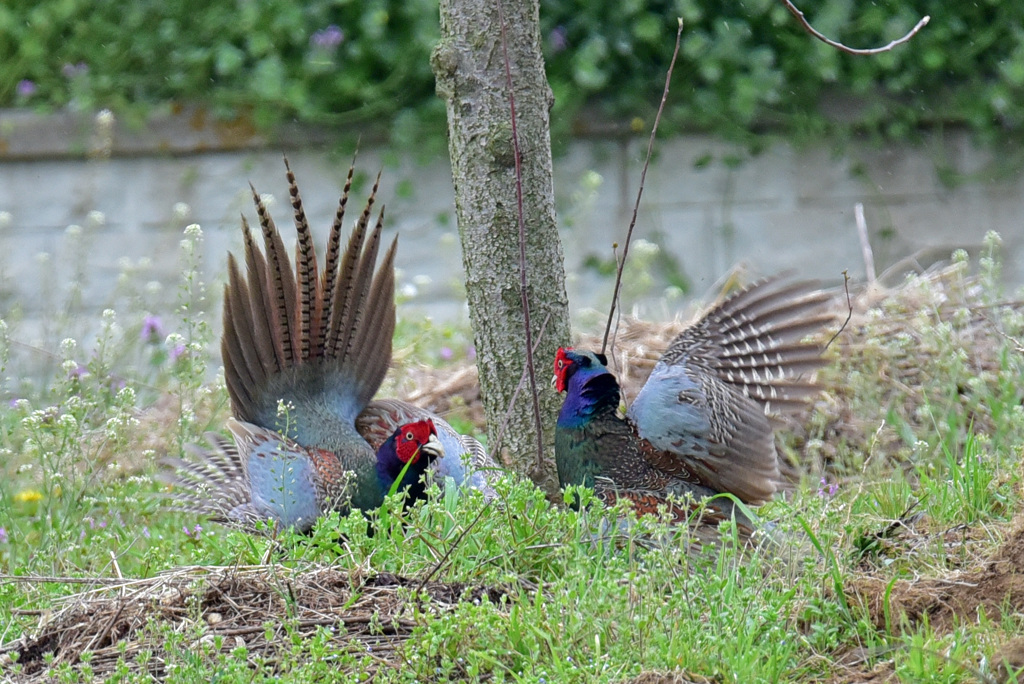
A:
439 346 454 361
183 523 202 539
817 477 839 498
549 26 568 53
142 526 150 539
8 398 21 409
16 80 36 97
62 62 89 79
170 343 188 362
140 314 164 343
311 25 344 50
0 527 8 543
68 363 88 380
466 345 476 360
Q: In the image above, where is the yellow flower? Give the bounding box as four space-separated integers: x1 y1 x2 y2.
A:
14 489 43 503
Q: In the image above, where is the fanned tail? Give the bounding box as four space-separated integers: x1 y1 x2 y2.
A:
221 159 397 440
162 158 395 531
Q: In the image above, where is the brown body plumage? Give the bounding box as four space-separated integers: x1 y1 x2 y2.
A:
555 277 835 529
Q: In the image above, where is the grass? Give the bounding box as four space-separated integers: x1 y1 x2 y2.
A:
1 226 1024 682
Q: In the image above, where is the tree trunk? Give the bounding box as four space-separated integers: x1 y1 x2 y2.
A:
432 0 569 492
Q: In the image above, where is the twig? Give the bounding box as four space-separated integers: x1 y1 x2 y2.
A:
608 243 622 372
781 0 929 56
496 0 545 471
0 574 139 585
824 270 852 352
83 601 125 655
414 499 494 595
854 202 875 284
601 19 684 357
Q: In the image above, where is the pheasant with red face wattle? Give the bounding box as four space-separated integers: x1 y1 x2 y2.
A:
374 419 444 501
161 160 497 533
163 418 444 530
553 278 834 529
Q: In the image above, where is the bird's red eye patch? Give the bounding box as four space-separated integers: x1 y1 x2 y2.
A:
394 420 435 463
554 347 574 392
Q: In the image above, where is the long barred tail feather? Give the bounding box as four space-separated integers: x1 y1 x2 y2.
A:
222 160 396 431
163 158 399 532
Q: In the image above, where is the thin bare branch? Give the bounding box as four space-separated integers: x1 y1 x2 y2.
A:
607 242 622 372
496 0 545 471
601 18 684 357
824 270 852 352
415 499 494 593
782 0 929 56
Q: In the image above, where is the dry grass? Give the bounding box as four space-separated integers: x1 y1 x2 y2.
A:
847 513 1024 635
1 565 505 681
400 262 1024 479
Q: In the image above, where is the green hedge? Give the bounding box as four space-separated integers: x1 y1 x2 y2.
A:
1 0 1021 148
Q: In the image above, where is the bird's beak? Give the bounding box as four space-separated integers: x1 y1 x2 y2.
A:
551 373 558 389
420 433 444 461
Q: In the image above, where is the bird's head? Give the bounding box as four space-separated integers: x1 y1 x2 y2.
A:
376 418 446 500
554 347 609 393
392 419 443 465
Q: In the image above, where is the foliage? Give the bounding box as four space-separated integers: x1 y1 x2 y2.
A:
1 0 1023 148
0 0 445 143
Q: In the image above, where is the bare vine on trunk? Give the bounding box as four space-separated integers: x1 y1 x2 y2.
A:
432 0 570 491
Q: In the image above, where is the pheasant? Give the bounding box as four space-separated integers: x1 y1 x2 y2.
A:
162 159 496 533
372 418 445 501
162 417 444 530
357 399 495 494
553 277 834 530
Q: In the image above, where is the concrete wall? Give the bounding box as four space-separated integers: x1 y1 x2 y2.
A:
1 107 1021 346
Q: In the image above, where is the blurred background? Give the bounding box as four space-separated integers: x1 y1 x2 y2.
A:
1 0 1022 335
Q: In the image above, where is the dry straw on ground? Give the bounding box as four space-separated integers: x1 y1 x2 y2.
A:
1 564 504 681
847 514 1024 635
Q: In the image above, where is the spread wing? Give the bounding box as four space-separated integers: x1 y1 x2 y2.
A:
628 277 834 504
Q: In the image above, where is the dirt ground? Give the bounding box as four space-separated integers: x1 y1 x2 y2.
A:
834 515 1024 684
1 566 507 682
847 517 1024 635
